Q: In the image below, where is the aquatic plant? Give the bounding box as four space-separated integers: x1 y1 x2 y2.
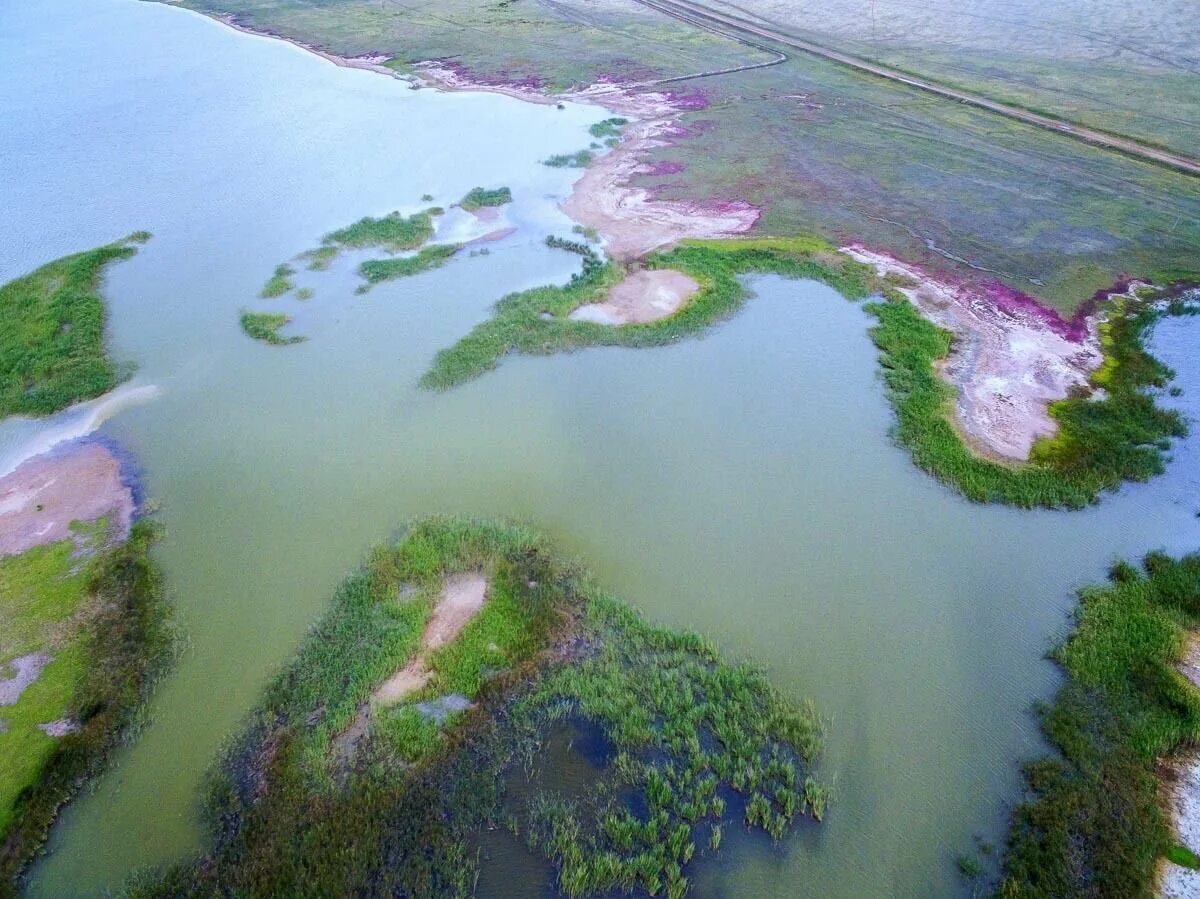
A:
0 521 173 894
127 517 827 898
356 243 461 291
996 551 1200 897
588 117 627 139
0 232 148 418
319 209 438 253
259 263 295 299
543 150 594 168
458 186 512 211
239 311 304 345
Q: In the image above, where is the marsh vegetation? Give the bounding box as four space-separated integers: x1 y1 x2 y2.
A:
128 517 828 898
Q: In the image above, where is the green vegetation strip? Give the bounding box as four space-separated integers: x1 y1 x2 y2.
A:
422 236 1190 509
130 517 827 898
544 150 595 168
996 551 1200 897
239 311 303 346
0 233 149 418
1 522 172 895
458 186 512 211
356 243 461 292
420 236 874 391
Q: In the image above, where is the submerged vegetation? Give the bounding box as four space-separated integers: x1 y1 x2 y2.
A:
0 521 172 895
0 232 149 418
239 311 303 345
996 551 1200 897
588 117 627 140
544 149 595 169
458 186 512 211
130 517 827 897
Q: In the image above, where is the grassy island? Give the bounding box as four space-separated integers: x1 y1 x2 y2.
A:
458 186 512 211
994 551 1200 897
0 521 172 895
0 233 149 418
239 311 303 346
421 236 1191 509
259 263 296 299
130 517 828 898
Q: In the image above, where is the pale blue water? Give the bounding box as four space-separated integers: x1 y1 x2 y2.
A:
1 1 1197 896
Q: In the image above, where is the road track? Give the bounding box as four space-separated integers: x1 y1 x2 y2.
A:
632 0 1200 178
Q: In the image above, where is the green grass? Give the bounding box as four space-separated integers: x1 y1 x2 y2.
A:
259 263 295 299
419 236 874 391
356 243 461 292
543 150 594 168
294 208 441 275
996 551 1200 897
239 311 303 346
458 186 512 211
0 521 173 896
127 516 827 898
0 232 149 418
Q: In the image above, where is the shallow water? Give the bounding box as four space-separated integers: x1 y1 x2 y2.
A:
2 1 1198 896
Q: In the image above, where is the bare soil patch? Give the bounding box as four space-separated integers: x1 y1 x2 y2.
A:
569 268 698 325
843 246 1103 461
0 441 134 557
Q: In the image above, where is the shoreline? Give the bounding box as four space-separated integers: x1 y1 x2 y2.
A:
170 6 1189 487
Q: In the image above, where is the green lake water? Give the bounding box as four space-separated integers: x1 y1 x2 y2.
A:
1 0 1198 895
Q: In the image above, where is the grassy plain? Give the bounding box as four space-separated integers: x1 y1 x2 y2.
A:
128 517 827 898
0 233 149 418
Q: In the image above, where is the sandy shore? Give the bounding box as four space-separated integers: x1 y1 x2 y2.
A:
416 63 760 258
0 440 136 557
843 246 1104 462
212 15 402 78
570 268 699 325
1162 638 1200 897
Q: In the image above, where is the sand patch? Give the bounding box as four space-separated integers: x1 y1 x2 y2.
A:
570 269 698 325
37 718 80 737
1157 636 1200 896
413 64 759 260
843 246 1104 461
0 653 53 706
333 574 489 765
0 441 134 557
560 88 759 260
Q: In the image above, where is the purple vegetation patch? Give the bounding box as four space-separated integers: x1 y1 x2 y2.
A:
662 88 710 111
